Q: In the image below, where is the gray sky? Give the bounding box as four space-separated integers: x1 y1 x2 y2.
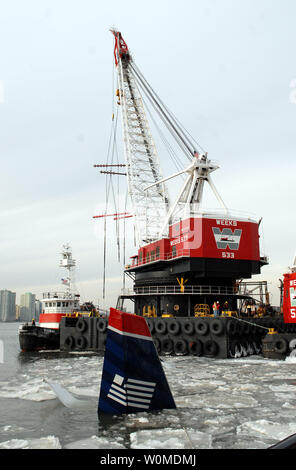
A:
0 0 295 308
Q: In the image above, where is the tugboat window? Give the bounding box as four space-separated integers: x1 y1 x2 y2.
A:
156 246 160 258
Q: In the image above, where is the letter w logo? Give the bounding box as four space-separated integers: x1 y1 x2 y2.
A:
290 287 296 307
212 227 242 250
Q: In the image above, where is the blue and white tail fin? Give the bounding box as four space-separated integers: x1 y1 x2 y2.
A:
98 308 176 414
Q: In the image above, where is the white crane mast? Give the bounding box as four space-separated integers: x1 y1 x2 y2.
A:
110 28 229 246
111 29 170 246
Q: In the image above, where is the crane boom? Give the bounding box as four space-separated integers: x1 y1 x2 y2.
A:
111 29 170 246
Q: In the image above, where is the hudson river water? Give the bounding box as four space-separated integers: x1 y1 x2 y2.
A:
1 322 296 449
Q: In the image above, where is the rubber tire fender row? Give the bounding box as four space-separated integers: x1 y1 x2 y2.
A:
226 319 237 337
182 321 194 336
274 338 288 354
240 340 248 357
97 318 107 333
210 319 224 336
64 335 75 350
155 319 167 335
173 339 188 355
203 339 219 357
161 337 174 354
167 320 180 335
146 318 155 334
153 337 161 353
188 340 203 356
194 319 209 336
251 323 259 335
76 335 87 350
76 318 87 333
237 322 246 336
243 323 251 335
228 340 242 358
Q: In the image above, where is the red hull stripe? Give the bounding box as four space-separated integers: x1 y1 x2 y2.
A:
108 308 152 341
39 313 64 323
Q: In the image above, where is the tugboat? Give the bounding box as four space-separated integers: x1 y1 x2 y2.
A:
19 244 90 351
262 253 296 359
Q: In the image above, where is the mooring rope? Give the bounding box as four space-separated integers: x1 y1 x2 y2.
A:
230 316 270 331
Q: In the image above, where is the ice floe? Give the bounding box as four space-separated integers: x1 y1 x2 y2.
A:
0 436 61 449
64 435 126 449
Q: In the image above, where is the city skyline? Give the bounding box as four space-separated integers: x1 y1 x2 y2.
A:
0 289 43 322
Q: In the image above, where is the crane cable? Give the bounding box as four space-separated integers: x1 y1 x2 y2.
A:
102 61 121 299
133 60 207 155
130 61 207 157
142 94 186 175
130 63 193 161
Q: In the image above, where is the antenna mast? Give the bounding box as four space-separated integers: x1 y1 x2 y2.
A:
60 244 76 297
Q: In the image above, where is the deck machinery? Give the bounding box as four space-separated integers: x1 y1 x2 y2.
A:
110 29 268 319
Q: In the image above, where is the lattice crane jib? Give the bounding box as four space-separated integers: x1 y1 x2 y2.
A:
111 29 170 246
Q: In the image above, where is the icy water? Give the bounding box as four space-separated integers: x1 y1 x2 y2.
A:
1 322 296 450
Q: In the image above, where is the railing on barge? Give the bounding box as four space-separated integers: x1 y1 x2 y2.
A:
120 281 269 301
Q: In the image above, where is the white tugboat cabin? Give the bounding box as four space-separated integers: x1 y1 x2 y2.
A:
39 245 81 329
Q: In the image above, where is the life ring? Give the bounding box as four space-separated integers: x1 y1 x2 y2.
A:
76 318 87 333
194 319 209 336
182 321 194 335
155 319 167 335
210 319 224 336
64 335 75 350
167 320 180 335
146 318 154 334
274 338 288 354
97 318 107 333
203 339 218 357
174 339 188 355
161 338 173 354
188 340 203 356
76 335 87 350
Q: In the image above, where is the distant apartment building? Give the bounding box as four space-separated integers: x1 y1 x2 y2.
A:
20 292 36 322
35 299 42 322
16 304 21 320
0 289 16 322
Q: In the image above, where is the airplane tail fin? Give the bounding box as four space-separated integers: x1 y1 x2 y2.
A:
98 308 176 414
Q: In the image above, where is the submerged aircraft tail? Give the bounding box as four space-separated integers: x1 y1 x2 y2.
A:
44 379 89 409
98 308 176 414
